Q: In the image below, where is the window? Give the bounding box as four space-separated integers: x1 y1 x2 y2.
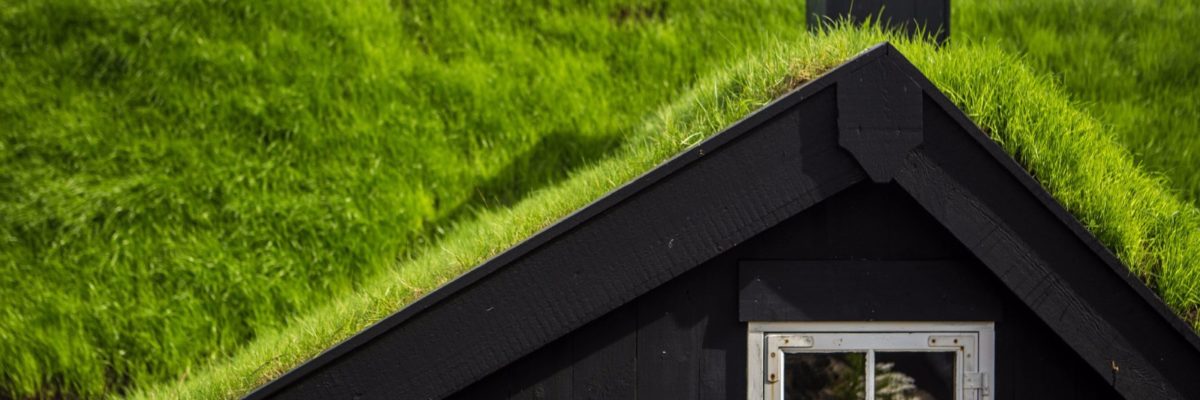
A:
748 322 994 400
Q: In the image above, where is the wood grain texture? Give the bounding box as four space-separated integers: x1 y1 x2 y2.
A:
246 43 891 400
897 56 1200 397
896 150 1182 399
569 307 636 400
837 53 923 183
453 199 1122 399
446 306 636 400
995 291 1124 400
739 260 1003 322
263 81 863 400
734 181 968 260
249 43 1200 400
509 340 572 400
635 268 705 400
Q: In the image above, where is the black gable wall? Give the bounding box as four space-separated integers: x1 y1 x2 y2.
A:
251 44 1200 399
451 181 1122 399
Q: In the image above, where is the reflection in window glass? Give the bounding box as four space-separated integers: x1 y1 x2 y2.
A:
874 352 956 400
784 352 867 400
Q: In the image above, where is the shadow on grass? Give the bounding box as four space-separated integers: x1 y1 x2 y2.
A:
417 130 624 249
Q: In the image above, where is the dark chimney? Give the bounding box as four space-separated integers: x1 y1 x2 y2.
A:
807 0 949 44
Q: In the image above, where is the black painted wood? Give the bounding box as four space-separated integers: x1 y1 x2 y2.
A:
511 339 572 400
253 46 873 400
995 291 1124 400
454 187 1121 399
635 260 706 400
248 43 1200 400
445 306 636 400
736 181 968 260
695 253 744 400
807 0 950 44
891 59 1200 397
569 307 636 400
837 52 923 183
739 260 1003 321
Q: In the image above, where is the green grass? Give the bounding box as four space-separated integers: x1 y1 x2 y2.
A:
957 0 1200 203
2 0 1199 399
0 0 817 397
133 24 1200 400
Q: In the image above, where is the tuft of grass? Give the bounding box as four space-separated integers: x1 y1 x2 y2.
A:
0 0 810 397
130 25 1200 399
957 0 1200 203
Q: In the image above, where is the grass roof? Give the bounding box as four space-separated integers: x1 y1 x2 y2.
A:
133 24 1200 400
0 0 1197 399
0 0 809 396
959 0 1200 203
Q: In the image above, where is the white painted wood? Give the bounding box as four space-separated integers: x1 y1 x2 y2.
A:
865 349 876 399
746 322 995 400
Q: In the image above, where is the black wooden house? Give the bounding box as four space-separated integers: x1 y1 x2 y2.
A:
247 44 1200 399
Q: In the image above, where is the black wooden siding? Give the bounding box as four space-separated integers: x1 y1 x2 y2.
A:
451 182 1121 399
250 44 1200 400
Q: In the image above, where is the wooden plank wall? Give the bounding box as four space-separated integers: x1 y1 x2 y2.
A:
449 182 1122 399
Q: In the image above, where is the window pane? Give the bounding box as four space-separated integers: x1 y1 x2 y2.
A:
874 352 956 400
784 352 867 400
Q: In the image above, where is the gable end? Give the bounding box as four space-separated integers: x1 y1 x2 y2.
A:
247 43 1200 400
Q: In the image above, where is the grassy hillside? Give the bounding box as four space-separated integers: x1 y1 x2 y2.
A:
0 0 810 397
958 0 1200 202
2 0 1198 399
131 25 1200 399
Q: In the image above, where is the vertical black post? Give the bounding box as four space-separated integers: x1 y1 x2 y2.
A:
807 0 950 44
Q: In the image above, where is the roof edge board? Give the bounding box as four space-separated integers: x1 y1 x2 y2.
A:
873 46 1200 398
894 49 1200 353
243 41 893 400
246 42 1200 400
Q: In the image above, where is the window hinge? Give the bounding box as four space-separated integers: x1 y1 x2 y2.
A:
964 372 989 399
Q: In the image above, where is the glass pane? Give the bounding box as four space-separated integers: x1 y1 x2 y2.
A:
874 352 956 400
784 352 867 400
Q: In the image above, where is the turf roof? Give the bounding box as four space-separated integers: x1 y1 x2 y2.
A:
0 0 813 397
130 26 1200 399
959 0 1200 203
1 0 1198 398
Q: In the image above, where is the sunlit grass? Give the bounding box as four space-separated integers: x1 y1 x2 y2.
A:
2 0 1199 398
131 25 1200 399
957 0 1200 203
0 0 809 397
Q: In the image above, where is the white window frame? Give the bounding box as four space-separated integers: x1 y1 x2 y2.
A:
748 322 994 400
